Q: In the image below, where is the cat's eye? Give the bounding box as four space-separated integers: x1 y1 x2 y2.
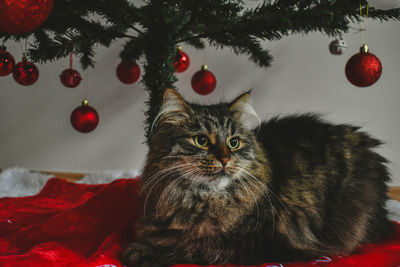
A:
227 137 240 149
193 135 209 148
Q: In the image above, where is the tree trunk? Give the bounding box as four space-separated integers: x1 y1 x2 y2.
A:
142 38 177 144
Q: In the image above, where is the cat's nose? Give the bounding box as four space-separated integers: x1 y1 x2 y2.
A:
214 144 230 166
220 158 229 166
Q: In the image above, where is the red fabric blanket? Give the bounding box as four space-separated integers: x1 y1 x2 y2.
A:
0 178 400 267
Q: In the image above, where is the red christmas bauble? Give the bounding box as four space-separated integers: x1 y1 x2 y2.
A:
191 65 216 95
173 47 190 73
13 58 39 86
345 45 382 87
0 0 54 34
0 47 15 76
60 68 82 88
116 61 141 84
70 100 99 133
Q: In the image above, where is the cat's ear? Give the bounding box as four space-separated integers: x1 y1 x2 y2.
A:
230 91 251 106
162 88 192 114
163 88 188 108
229 91 260 130
151 89 192 132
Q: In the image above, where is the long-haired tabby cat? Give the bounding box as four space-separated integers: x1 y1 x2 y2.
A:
124 88 392 267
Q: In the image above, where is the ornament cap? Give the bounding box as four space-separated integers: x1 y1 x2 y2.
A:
201 65 208 71
360 44 369 53
177 46 182 51
82 99 89 106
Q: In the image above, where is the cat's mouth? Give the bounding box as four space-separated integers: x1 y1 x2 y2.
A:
190 174 233 192
202 168 228 177
192 168 234 183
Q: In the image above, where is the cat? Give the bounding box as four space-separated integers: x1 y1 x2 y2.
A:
123 88 393 267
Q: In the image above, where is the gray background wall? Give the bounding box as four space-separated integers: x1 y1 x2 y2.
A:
1 19 399 185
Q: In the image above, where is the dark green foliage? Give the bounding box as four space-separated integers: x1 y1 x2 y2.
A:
1 0 399 143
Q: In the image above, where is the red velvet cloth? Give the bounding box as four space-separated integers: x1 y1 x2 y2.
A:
0 177 400 267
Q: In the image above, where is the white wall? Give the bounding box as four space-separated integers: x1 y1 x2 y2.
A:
1 20 399 185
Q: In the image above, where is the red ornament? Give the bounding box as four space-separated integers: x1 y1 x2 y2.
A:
191 65 217 95
173 46 190 73
116 61 141 84
70 100 99 133
60 69 82 88
345 44 382 87
13 57 39 86
0 46 15 76
0 0 54 34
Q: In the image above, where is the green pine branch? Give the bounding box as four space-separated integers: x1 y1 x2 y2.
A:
1 0 399 143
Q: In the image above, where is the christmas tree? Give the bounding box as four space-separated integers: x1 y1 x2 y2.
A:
1 0 399 143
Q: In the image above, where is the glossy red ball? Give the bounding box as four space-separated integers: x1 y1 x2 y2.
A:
173 50 190 73
0 0 54 34
13 60 39 86
0 48 15 76
116 61 140 84
191 66 216 95
345 50 382 87
60 68 82 88
70 102 99 133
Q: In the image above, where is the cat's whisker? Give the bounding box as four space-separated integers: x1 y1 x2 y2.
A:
141 155 201 191
236 174 260 229
141 163 191 193
239 167 290 236
235 166 269 195
141 162 186 189
141 166 176 193
155 167 198 218
156 169 201 218
236 166 277 234
141 154 205 190
142 163 191 194
143 163 193 216
156 176 185 215
237 168 268 196
158 155 193 160
238 166 289 214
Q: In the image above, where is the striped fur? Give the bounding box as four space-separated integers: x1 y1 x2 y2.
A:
124 89 393 267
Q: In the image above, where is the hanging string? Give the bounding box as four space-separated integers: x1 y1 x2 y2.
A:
69 44 74 69
19 42 24 54
365 3 369 44
83 68 89 101
359 3 369 45
19 39 28 60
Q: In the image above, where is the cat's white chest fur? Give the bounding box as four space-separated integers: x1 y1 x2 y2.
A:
193 176 232 200
211 176 231 192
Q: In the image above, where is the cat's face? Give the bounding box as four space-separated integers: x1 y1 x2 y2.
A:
147 89 261 191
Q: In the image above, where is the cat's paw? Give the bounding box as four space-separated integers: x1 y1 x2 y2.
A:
123 242 164 267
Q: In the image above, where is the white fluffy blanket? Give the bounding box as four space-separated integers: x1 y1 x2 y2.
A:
0 167 399 222
0 167 139 197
